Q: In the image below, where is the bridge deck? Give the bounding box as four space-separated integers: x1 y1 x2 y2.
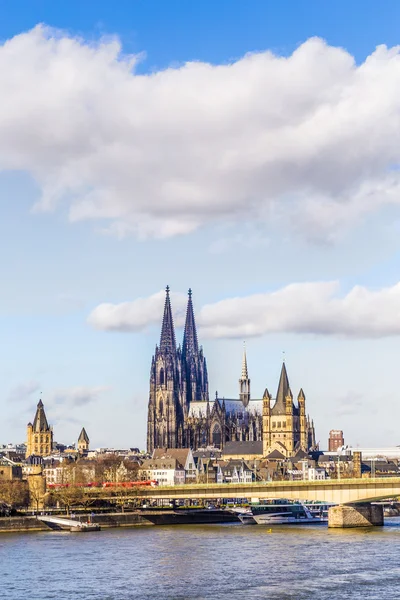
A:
82 477 400 505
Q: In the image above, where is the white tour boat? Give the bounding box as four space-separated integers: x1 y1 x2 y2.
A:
238 500 331 525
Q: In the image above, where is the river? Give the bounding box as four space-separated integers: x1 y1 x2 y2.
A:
1 520 400 599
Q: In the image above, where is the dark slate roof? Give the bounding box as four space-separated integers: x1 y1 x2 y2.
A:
266 449 285 460
293 449 308 460
222 441 263 456
271 363 291 416
78 427 90 443
32 400 50 433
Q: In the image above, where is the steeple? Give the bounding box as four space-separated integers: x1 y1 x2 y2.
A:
159 285 176 353
239 342 250 407
241 343 248 379
78 427 90 454
26 398 53 458
271 362 290 415
78 427 89 444
32 399 50 432
182 288 199 357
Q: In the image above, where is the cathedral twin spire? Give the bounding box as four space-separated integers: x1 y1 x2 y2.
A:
159 286 200 357
159 285 177 353
158 286 208 402
182 288 199 358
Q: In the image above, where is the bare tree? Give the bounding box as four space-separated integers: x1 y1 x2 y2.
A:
53 485 85 515
28 475 46 515
0 481 29 510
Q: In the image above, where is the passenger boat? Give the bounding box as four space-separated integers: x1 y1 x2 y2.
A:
238 500 329 525
142 507 240 525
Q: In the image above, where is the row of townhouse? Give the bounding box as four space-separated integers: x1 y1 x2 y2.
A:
138 448 256 485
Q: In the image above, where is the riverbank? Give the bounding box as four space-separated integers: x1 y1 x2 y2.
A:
0 511 152 533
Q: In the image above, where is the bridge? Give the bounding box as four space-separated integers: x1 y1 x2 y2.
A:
87 477 400 505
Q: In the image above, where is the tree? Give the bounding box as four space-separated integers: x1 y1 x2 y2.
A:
0 481 29 511
53 485 85 515
28 474 46 514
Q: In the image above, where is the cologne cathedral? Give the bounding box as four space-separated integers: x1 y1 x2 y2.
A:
147 287 316 457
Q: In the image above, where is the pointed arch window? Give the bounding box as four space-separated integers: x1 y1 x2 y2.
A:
212 423 222 448
159 368 165 386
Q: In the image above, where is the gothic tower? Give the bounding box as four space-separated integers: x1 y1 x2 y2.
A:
182 289 209 404
147 287 210 453
147 286 184 453
26 399 53 458
239 343 250 407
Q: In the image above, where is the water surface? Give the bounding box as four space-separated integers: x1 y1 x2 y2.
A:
1 520 400 599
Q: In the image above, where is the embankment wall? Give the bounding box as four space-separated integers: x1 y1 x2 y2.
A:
0 511 151 533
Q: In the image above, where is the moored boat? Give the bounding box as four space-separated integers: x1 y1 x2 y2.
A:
142 508 240 526
238 500 329 525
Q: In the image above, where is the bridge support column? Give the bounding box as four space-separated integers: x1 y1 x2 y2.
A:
328 504 384 528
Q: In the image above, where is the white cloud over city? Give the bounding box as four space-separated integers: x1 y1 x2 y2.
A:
88 281 400 339
2 26 400 240
88 290 187 332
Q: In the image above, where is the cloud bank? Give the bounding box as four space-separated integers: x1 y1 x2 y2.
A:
50 386 109 407
88 282 400 339
88 290 187 332
7 381 41 403
1 27 400 239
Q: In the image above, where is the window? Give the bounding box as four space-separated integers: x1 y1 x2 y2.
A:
159 368 165 385
212 424 222 448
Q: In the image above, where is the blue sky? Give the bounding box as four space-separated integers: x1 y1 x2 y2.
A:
1 1 400 449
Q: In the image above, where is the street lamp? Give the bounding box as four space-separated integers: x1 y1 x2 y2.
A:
337 446 343 481
371 457 376 479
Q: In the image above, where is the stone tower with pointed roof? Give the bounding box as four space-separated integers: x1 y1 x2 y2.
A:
262 363 311 457
26 400 53 458
78 427 90 454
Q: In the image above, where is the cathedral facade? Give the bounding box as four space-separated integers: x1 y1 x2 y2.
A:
147 287 316 457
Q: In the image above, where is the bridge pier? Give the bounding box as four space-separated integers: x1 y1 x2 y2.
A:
328 504 384 528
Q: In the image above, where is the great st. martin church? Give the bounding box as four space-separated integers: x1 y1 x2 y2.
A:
147 287 316 457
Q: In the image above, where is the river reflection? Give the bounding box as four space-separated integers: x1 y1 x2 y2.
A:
1 520 400 599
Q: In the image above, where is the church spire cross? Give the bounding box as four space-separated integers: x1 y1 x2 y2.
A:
159 285 177 353
183 288 199 357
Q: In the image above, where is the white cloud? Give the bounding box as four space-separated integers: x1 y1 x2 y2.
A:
88 290 187 332
1 27 400 239
50 385 109 407
7 381 41 403
88 281 400 339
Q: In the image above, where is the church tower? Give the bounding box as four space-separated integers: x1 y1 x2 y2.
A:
26 400 53 458
147 286 183 453
78 427 90 454
182 289 209 404
239 343 250 407
262 362 310 457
